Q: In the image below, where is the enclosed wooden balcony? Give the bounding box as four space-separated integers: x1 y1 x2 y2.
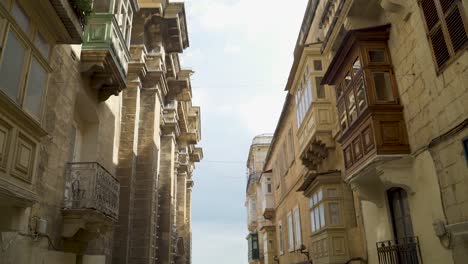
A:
81 0 133 101
43 0 84 43
62 162 119 248
322 25 410 180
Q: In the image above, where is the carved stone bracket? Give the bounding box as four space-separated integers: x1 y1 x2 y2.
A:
348 155 414 207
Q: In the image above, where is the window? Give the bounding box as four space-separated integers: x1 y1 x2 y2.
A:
287 128 295 166
372 72 394 102
278 221 284 255
309 189 325 232
419 0 468 71
0 1 50 121
295 69 315 127
115 0 133 46
313 60 323 71
315 77 325 99
267 183 272 193
287 212 294 251
293 207 302 249
309 188 342 233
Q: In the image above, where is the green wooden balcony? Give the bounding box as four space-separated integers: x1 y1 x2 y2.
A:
81 13 130 101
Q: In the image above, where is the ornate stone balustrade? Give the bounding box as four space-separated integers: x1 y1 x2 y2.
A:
63 162 120 221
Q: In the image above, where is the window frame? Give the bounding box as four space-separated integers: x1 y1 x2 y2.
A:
293 206 302 250
287 211 295 252
278 220 284 255
418 0 468 74
309 187 343 234
0 0 52 123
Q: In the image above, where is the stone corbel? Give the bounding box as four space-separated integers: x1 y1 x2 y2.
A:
379 0 405 13
350 171 386 208
377 156 415 194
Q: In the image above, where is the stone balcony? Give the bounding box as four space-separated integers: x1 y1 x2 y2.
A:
167 69 193 102
81 14 130 101
163 3 189 52
261 195 275 220
162 101 180 136
47 0 84 43
190 147 203 163
62 162 119 247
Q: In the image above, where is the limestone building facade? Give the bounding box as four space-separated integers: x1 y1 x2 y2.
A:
0 1 202 264
246 0 468 264
245 134 274 264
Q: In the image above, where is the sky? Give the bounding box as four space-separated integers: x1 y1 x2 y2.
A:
180 0 308 263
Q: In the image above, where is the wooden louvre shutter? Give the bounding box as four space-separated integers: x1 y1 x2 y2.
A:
420 0 468 70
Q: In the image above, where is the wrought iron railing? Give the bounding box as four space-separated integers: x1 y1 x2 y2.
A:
63 162 120 220
376 237 423 264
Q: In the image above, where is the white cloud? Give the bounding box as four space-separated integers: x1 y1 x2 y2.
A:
224 44 242 54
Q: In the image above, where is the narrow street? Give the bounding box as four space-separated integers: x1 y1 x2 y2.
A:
0 0 467 264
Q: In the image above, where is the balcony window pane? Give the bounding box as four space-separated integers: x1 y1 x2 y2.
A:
329 202 340 225
319 204 325 228
355 75 367 112
369 49 386 63
337 83 344 98
318 190 323 201
94 0 113 13
34 32 50 59
313 194 318 205
327 188 337 197
310 210 315 232
373 72 394 102
24 57 47 119
338 102 348 131
0 31 26 102
11 3 30 33
313 60 322 71
316 77 325 99
352 58 361 76
347 90 357 123
344 71 352 87
314 207 320 231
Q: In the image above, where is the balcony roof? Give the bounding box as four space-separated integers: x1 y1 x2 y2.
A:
322 24 391 85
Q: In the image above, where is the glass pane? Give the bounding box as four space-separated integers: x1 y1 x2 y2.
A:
314 208 320 231
327 188 337 197
313 60 322 71
318 190 323 201
329 202 340 225
11 3 30 33
0 31 26 102
347 91 357 123
337 83 343 98
373 72 394 102
369 49 386 63
313 194 318 205
294 209 301 246
338 102 348 131
309 198 314 208
307 79 313 103
344 71 352 87
310 210 315 232
34 32 50 59
288 214 294 249
319 204 325 228
24 57 47 119
355 75 367 112
315 77 325 99
352 58 362 75
94 0 113 13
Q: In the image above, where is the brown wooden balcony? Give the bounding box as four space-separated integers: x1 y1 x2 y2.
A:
322 25 410 179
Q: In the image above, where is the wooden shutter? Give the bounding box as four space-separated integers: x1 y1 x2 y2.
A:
420 0 468 70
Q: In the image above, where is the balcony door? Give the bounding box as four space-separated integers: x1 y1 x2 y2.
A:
386 188 420 264
388 188 414 239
